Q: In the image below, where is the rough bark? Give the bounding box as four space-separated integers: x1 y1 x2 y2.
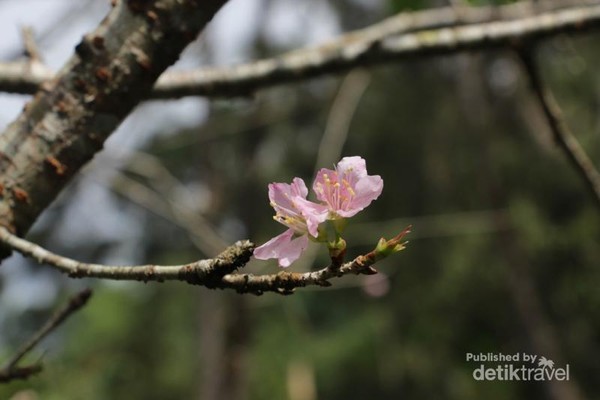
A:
0 0 228 238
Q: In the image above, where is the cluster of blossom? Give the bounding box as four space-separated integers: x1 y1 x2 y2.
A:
254 156 383 267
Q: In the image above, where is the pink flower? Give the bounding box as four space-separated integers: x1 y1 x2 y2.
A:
254 178 327 267
255 156 383 267
313 156 383 219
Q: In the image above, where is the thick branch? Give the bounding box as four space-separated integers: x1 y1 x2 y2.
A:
0 0 228 237
0 226 410 295
1 1 600 99
147 1 600 98
0 289 92 383
518 49 600 208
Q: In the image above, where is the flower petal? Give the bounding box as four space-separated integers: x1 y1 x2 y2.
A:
313 156 383 218
290 177 309 198
253 229 309 267
268 179 304 214
338 174 383 218
337 156 367 180
294 197 328 237
269 177 326 236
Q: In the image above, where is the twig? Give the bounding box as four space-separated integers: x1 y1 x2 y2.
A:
518 49 600 208
0 226 410 295
220 227 411 295
20 26 43 63
1 2 600 98
0 364 43 383
0 288 93 383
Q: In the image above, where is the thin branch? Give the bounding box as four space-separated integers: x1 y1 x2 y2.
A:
518 49 600 208
0 226 410 295
0 227 253 284
1 2 600 98
220 227 411 295
0 364 44 384
20 26 43 63
0 288 92 383
0 60 53 94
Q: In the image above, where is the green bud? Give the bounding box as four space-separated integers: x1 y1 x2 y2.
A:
328 236 347 264
374 235 408 259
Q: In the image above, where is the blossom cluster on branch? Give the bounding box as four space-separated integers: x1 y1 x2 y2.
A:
254 156 404 267
0 156 410 294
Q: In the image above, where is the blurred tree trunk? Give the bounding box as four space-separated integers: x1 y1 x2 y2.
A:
197 292 250 400
447 53 585 400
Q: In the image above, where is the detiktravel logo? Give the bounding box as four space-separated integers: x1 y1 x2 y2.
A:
466 352 570 381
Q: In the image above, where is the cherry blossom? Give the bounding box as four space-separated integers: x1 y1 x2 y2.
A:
253 178 326 267
313 156 383 219
255 157 384 267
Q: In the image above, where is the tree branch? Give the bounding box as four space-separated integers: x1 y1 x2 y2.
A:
0 226 253 284
220 227 411 295
518 49 600 208
148 1 600 98
20 26 43 64
0 288 92 383
0 0 229 239
1 1 600 99
0 226 410 295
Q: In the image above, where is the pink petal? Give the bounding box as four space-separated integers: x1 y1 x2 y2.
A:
313 156 383 218
268 178 307 212
337 174 383 218
253 229 309 267
290 177 309 197
337 156 367 179
269 178 326 237
294 197 328 237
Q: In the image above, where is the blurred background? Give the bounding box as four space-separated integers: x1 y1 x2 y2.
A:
0 0 599 399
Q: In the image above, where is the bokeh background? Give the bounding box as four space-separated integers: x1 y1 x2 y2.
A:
0 0 599 399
